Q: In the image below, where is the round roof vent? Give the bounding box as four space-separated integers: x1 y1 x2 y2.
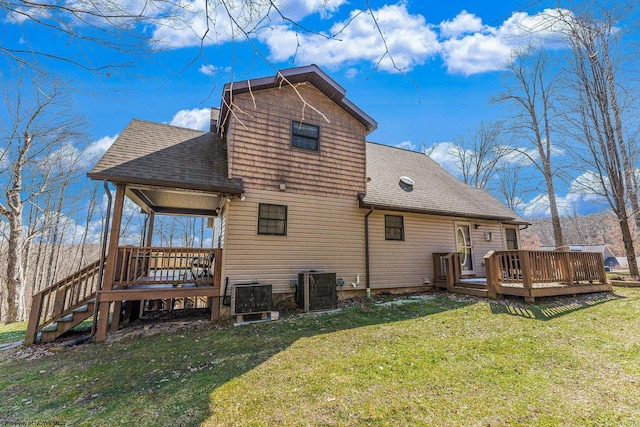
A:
399 176 414 187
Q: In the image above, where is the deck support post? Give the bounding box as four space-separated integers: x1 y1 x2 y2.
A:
96 184 126 342
96 301 111 341
111 301 122 333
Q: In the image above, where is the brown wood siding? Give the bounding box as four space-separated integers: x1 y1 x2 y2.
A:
223 189 367 294
226 84 367 199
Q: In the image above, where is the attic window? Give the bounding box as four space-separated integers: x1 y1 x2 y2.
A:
292 121 320 151
399 176 414 192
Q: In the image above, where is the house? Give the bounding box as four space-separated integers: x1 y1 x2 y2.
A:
25 65 610 344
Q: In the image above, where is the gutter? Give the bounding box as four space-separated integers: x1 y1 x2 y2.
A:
90 180 112 339
364 206 374 298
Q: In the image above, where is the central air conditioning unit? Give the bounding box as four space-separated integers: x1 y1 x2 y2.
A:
231 283 272 316
296 272 337 312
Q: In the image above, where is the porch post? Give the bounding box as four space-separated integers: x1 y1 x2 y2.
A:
145 211 155 247
484 251 497 299
96 184 126 342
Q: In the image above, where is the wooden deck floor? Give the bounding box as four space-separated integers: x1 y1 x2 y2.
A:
436 277 612 303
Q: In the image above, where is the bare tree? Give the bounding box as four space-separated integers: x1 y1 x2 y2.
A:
0 76 83 322
449 121 511 190
554 3 640 277
2 0 398 77
494 163 534 212
493 46 565 247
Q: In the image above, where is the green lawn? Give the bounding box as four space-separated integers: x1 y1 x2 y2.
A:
1 288 639 426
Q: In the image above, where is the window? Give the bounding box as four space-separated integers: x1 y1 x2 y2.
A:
505 228 518 250
456 223 474 273
258 203 287 236
385 215 404 241
292 121 320 151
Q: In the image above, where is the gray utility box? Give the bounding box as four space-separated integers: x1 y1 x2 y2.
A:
296 272 337 312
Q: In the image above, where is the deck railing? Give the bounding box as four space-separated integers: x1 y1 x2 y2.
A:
26 259 102 345
432 252 461 290
484 250 608 298
113 246 221 288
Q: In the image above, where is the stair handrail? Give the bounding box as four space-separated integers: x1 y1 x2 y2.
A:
25 258 103 345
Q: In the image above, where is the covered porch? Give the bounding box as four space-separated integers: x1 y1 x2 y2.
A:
25 120 247 344
433 250 611 303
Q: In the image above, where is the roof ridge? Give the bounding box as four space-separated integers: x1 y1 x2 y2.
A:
129 118 208 134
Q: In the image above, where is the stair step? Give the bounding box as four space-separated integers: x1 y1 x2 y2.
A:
41 323 58 332
451 287 489 297
57 314 74 322
87 298 97 304
73 305 89 313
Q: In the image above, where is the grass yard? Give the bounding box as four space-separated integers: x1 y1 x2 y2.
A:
1 288 639 426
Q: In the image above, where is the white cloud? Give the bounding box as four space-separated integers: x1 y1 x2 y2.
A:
439 10 486 39
395 140 417 151
168 108 210 131
344 68 358 79
425 142 463 177
569 172 609 199
199 64 231 76
440 8 570 75
521 172 609 218
150 0 347 50
258 3 440 73
274 0 347 21
82 134 117 166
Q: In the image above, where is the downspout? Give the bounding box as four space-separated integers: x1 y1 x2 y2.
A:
90 180 112 338
364 206 374 298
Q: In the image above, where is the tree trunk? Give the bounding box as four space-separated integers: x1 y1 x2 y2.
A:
618 210 639 278
4 209 24 322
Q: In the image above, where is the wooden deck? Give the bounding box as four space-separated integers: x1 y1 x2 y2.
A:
433 250 612 303
25 246 223 344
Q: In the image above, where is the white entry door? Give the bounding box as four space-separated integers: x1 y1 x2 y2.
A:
456 223 474 275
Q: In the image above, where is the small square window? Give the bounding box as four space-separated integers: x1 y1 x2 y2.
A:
258 203 287 236
385 215 404 241
292 121 319 151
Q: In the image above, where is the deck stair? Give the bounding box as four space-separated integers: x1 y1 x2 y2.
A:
26 259 102 345
449 285 488 298
38 298 97 343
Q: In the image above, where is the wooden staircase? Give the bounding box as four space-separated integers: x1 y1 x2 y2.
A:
26 259 102 344
37 298 97 343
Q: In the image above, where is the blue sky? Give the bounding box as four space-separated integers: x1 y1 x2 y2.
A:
3 0 631 222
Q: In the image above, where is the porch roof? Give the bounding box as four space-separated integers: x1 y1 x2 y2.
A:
88 119 243 195
362 142 528 224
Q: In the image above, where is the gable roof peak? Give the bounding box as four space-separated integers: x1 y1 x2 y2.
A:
219 64 377 133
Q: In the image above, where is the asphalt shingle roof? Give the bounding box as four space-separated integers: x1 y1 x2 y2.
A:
363 142 527 223
88 119 243 193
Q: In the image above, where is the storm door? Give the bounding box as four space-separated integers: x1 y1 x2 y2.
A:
456 223 474 275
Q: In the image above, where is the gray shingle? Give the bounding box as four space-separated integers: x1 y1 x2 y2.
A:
88 119 243 193
363 142 527 223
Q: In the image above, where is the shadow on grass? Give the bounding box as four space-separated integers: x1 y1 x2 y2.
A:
489 291 623 321
0 293 473 427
